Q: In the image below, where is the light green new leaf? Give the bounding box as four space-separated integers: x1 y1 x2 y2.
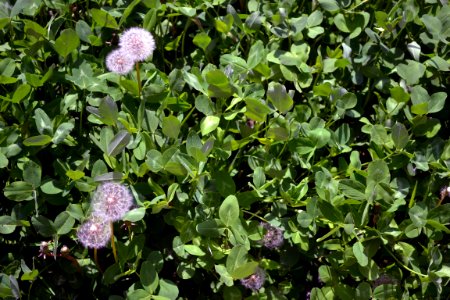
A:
23 135 52 147
353 241 368 266
201 116 220 136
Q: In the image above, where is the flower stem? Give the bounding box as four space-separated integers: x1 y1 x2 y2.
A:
136 62 145 131
94 248 102 273
136 62 142 98
110 222 118 263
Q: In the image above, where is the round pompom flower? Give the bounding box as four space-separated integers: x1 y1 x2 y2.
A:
91 182 134 222
260 222 284 249
240 267 266 291
77 217 111 249
119 27 156 62
106 48 134 75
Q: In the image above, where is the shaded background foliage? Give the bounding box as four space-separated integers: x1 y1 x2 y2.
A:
0 0 449 299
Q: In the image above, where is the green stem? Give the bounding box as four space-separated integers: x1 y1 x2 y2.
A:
94 248 102 273
136 62 142 98
110 222 118 263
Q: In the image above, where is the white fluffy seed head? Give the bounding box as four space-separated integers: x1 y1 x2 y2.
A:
91 182 134 222
105 48 134 75
119 27 156 62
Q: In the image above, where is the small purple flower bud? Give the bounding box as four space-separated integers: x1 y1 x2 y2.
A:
91 182 134 222
119 27 156 62
76 217 111 249
240 267 265 291
106 48 135 75
260 222 284 249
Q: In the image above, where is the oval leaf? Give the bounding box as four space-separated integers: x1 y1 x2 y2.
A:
107 130 131 156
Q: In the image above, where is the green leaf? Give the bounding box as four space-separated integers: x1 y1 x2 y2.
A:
267 82 293 113
4 181 34 201
66 170 85 181
244 98 271 122
353 241 368 267
141 261 159 293
54 29 80 59
307 10 323 27
201 116 220 136
193 32 211 51
407 41 421 61
0 152 8 169
146 149 164 172
396 60 425 85
90 8 119 29
215 14 233 33
318 265 335 283
162 116 181 139
219 195 239 227
215 265 234 287
52 122 74 144
309 128 330 149
127 289 152 300
391 122 409 149
98 97 118 126
23 135 52 147
226 245 247 274
205 69 232 98
34 108 53 135
435 265 450 278
339 179 366 200
21 269 39 281
220 54 248 74
184 245 206 256
318 0 340 12
230 261 259 280
31 216 56 237
107 130 131 156
54 211 75 235
214 170 236 197
247 40 265 69
389 86 410 103
12 84 31 103
158 279 179 300
408 204 427 228
123 207 146 222
196 219 222 237
23 160 41 187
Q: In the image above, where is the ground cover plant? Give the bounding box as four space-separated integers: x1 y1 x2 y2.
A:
0 0 449 299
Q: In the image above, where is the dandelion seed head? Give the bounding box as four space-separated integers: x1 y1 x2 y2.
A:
77 217 111 249
105 49 134 75
119 27 155 62
91 182 134 222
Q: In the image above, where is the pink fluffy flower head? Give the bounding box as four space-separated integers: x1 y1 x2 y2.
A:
91 182 134 222
119 27 156 62
260 222 284 249
240 267 266 291
77 217 111 249
106 48 134 75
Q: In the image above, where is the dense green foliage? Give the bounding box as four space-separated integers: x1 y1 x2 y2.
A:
1 0 449 299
